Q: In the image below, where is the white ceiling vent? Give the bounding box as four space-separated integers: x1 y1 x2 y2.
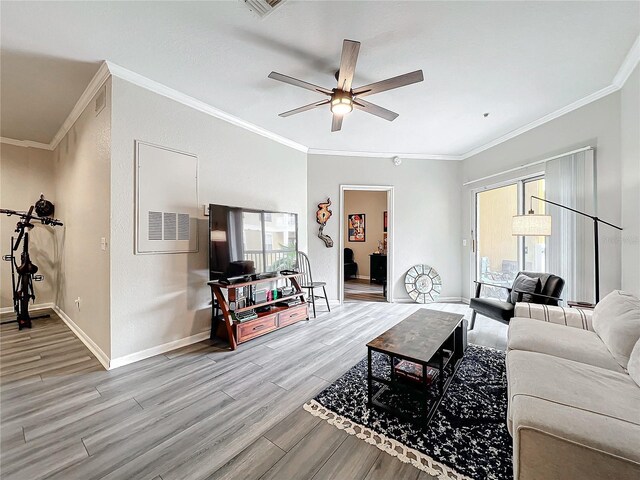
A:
240 0 285 18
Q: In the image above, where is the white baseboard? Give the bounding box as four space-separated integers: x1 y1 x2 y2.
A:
109 331 210 370
0 302 54 315
461 297 470 305
356 275 370 280
53 305 111 370
392 296 464 304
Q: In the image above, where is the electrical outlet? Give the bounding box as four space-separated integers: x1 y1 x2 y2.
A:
100 237 107 251
74 297 81 310
462 239 467 247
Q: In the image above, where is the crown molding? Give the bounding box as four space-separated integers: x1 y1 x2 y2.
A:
613 34 640 88
104 61 308 154
312 34 640 162
460 34 639 161
308 81 619 162
0 136 52 150
49 62 111 150
7 33 639 160
458 83 619 160
307 148 462 161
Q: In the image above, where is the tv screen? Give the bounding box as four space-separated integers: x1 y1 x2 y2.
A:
209 204 298 280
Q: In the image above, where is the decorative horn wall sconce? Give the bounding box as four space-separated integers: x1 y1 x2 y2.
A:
316 198 334 248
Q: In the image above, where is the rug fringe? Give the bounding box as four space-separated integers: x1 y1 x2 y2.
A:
303 399 473 480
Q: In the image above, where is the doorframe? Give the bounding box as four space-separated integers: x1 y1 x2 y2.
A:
339 185 394 305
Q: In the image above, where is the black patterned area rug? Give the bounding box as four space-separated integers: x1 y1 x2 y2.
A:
303 345 511 480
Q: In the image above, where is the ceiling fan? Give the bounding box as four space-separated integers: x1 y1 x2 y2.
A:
268 39 424 132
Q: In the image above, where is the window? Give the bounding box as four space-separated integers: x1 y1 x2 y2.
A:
476 184 519 300
475 176 545 300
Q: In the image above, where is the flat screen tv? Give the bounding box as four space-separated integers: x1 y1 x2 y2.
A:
208 204 298 280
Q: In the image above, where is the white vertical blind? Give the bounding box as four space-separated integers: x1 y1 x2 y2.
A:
545 149 596 302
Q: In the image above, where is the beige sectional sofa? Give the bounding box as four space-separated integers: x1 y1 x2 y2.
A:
506 291 640 480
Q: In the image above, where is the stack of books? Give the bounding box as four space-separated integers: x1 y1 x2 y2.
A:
393 360 437 384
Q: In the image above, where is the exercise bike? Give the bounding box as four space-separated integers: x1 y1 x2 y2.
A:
1 196 63 329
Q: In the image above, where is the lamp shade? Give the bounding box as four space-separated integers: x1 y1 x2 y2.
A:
512 214 551 236
210 230 227 242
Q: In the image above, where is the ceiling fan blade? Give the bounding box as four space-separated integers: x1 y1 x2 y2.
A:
331 114 343 132
337 40 361 91
279 99 330 117
268 72 332 95
353 99 399 121
352 70 424 97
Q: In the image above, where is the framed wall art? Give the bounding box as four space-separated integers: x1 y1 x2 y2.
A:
348 213 366 242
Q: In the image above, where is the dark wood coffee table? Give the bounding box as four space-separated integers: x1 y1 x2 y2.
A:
366 308 466 425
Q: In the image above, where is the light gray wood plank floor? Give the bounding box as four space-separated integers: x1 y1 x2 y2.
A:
0 302 506 480
344 279 386 303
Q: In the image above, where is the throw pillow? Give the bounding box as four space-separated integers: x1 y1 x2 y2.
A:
592 290 640 370
510 274 541 304
628 339 640 387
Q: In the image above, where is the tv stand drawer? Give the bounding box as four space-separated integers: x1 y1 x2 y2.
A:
278 305 308 327
236 315 278 343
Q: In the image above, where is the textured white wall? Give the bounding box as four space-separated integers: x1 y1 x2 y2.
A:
53 78 112 357
109 77 307 360
0 144 57 310
307 155 462 302
343 190 387 278
460 92 623 301
621 65 640 297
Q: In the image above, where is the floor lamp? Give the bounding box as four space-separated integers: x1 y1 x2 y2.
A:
512 195 622 303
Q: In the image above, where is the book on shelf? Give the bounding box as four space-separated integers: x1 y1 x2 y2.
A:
394 360 437 384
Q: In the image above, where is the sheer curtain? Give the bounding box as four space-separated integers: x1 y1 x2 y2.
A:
545 149 596 303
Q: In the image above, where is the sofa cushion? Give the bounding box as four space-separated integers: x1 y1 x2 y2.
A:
514 303 594 330
510 274 541 304
469 297 514 322
629 339 640 387
592 290 640 369
506 350 640 478
506 350 640 430
511 394 640 480
508 317 624 372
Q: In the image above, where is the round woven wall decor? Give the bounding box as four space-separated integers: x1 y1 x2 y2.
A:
405 265 442 303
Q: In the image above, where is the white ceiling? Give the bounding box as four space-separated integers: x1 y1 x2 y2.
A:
1 1 638 155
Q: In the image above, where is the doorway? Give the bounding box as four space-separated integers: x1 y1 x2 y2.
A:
339 186 393 304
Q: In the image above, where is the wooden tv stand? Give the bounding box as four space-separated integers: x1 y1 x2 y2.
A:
208 274 308 350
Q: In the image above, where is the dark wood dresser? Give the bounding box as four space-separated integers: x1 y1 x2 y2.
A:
370 254 387 284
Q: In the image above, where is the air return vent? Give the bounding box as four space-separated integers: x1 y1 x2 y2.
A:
163 213 177 241
241 0 285 18
136 141 198 254
148 212 163 240
147 211 191 241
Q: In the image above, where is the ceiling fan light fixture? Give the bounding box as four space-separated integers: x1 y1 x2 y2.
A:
330 95 353 115
268 39 424 131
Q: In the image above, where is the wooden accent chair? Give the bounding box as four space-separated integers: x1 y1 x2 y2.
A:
469 271 564 330
296 251 330 318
